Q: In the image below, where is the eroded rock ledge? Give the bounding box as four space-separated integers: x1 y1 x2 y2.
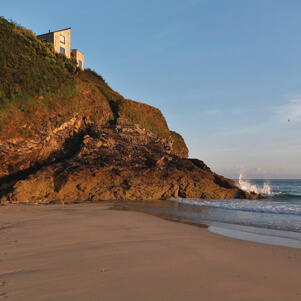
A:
0 117 258 204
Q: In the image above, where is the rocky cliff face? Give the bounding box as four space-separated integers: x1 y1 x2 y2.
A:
0 115 258 204
0 17 258 203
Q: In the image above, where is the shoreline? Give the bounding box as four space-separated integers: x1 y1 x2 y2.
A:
208 224 301 249
113 200 301 250
1 203 301 300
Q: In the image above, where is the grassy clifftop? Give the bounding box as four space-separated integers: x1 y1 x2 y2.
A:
0 17 188 157
0 17 78 102
81 70 171 138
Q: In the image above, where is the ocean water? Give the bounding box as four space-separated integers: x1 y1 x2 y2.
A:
172 177 301 248
116 176 301 249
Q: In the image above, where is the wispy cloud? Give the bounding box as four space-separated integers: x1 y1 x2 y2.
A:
215 165 293 179
273 97 301 123
203 109 219 116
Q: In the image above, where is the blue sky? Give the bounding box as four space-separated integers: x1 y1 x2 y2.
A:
2 0 301 179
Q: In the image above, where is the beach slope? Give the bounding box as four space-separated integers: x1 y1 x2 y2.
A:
0 204 300 301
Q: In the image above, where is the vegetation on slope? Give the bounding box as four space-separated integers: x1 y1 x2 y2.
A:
0 17 188 157
81 71 170 138
170 131 189 158
0 17 81 135
0 18 79 100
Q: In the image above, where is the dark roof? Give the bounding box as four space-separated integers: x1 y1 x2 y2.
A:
37 27 71 37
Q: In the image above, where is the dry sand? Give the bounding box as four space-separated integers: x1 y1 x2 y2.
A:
0 203 300 301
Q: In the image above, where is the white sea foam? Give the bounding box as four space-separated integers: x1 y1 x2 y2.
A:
173 198 301 215
238 173 272 195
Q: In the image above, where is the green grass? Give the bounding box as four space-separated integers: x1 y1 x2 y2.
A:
0 17 189 157
80 70 188 156
0 17 79 115
80 70 171 138
170 131 189 158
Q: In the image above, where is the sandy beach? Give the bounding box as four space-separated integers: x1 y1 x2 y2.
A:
0 203 301 301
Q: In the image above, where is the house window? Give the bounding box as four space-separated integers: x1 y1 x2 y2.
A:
60 47 65 54
79 60 82 68
60 35 65 44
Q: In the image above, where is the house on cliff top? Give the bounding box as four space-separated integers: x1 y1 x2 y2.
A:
37 28 84 70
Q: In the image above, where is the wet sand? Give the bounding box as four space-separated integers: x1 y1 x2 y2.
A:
0 203 301 301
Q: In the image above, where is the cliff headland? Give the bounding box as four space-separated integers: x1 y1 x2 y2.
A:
0 17 257 203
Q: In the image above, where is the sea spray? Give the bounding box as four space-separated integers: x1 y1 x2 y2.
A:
238 173 271 195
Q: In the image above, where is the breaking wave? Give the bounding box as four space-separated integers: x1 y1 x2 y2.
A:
173 198 301 215
237 173 272 195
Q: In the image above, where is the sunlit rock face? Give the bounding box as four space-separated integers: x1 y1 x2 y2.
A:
0 117 258 204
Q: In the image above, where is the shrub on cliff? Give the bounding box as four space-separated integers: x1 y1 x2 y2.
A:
80 70 171 138
170 131 189 158
0 17 78 104
0 17 81 137
0 17 189 158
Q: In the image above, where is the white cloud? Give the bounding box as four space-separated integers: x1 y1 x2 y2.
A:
273 97 301 123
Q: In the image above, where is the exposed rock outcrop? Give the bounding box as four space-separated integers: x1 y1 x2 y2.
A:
0 17 258 203
0 117 258 204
